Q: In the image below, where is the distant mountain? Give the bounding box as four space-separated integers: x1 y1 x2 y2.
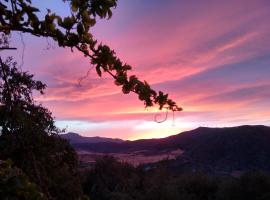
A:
61 132 124 144
70 125 270 175
161 125 270 174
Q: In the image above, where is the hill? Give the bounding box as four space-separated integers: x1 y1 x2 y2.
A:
61 132 124 144
67 125 270 175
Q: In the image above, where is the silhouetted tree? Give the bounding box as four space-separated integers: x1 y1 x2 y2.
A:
0 160 46 200
83 156 146 200
0 56 86 200
217 172 270 200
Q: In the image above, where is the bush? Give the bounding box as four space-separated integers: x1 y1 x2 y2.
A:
0 160 45 200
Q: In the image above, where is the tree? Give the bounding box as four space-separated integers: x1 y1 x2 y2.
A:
82 156 143 200
0 0 182 112
0 160 46 200
0 56 86 200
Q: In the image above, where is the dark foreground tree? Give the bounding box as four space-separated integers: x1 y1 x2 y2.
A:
0 56 87 200
0 160 45 200
0 0 182 112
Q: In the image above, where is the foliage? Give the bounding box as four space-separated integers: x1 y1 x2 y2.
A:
0 57 86 200
0 32 9 47
82 156 145 200
0 0 182 112
217 172 270 200
82 156 270 200
0 160 45 200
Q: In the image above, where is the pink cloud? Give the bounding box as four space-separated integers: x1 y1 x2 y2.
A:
6 0 270 139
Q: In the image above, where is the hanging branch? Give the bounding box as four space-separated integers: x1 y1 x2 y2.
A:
0 0 183 115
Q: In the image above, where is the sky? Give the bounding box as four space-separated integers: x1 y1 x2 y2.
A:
4 0 270 140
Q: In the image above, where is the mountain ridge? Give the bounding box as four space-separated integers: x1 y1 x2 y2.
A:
66 125 270 175
61 132 124 144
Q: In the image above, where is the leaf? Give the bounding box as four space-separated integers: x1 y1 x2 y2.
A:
96 65 102 77
122 84 130 94
77 23 84 35
61 16 76 30
71 3 78 12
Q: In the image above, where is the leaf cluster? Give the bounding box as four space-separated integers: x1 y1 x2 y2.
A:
0 160 46 200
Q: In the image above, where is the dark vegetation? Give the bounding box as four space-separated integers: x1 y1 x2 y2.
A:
81 156 270 200
0 160 45 199
1 0 270 199
0 56 85 199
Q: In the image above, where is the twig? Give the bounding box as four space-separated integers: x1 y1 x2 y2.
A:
18 32 25 70
0 47 17 50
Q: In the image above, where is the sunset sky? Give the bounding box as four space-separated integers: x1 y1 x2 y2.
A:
6 0 270 140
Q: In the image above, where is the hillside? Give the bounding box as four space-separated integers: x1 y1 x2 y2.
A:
61 132 124 144
69 125 270 175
